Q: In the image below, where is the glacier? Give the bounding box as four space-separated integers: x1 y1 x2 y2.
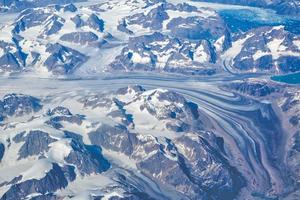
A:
0 0 299 200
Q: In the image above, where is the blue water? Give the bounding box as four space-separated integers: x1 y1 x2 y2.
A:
271 72 300 84
219 9 300 34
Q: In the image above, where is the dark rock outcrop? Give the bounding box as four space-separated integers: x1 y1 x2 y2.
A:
13 130 57 159
0 94 42 120
1 163 75 200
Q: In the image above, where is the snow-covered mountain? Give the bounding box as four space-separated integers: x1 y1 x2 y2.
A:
0 1 299 199
0 0 299 76
0 1 230 76
0 77 297 199
223 26 300 74
109 32 218 75
0 3 115 75
0 0 85 13
0 85 246 199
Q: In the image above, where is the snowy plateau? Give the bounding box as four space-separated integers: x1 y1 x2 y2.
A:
0 0 299 200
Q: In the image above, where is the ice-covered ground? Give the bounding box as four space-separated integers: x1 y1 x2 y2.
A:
0 72 289 197
0 0 298 77
0 0 299 199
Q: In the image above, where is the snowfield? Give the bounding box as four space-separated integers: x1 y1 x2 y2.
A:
0 0 300 199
